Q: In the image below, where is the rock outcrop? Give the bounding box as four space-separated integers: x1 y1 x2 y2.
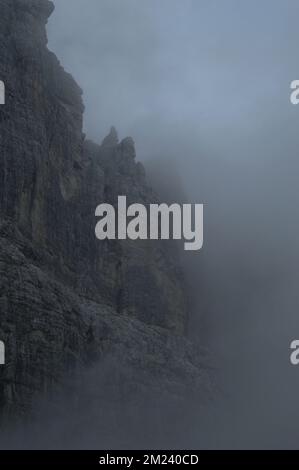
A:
0 0 210 423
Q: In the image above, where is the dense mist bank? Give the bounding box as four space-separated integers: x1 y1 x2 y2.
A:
145 124 299 447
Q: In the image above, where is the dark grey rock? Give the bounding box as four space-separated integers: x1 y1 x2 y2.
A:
0 0 211 423
101 126 119 147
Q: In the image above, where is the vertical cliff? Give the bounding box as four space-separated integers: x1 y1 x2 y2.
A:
0 0 209 420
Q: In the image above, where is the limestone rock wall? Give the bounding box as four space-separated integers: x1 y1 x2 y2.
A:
0 0 208 420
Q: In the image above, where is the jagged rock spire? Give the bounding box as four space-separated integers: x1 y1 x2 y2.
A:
101 126 119 147
120 136 136 159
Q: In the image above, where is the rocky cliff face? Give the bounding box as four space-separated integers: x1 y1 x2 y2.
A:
0 0 210 424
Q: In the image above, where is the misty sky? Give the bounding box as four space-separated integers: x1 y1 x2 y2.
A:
48 0 299 162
